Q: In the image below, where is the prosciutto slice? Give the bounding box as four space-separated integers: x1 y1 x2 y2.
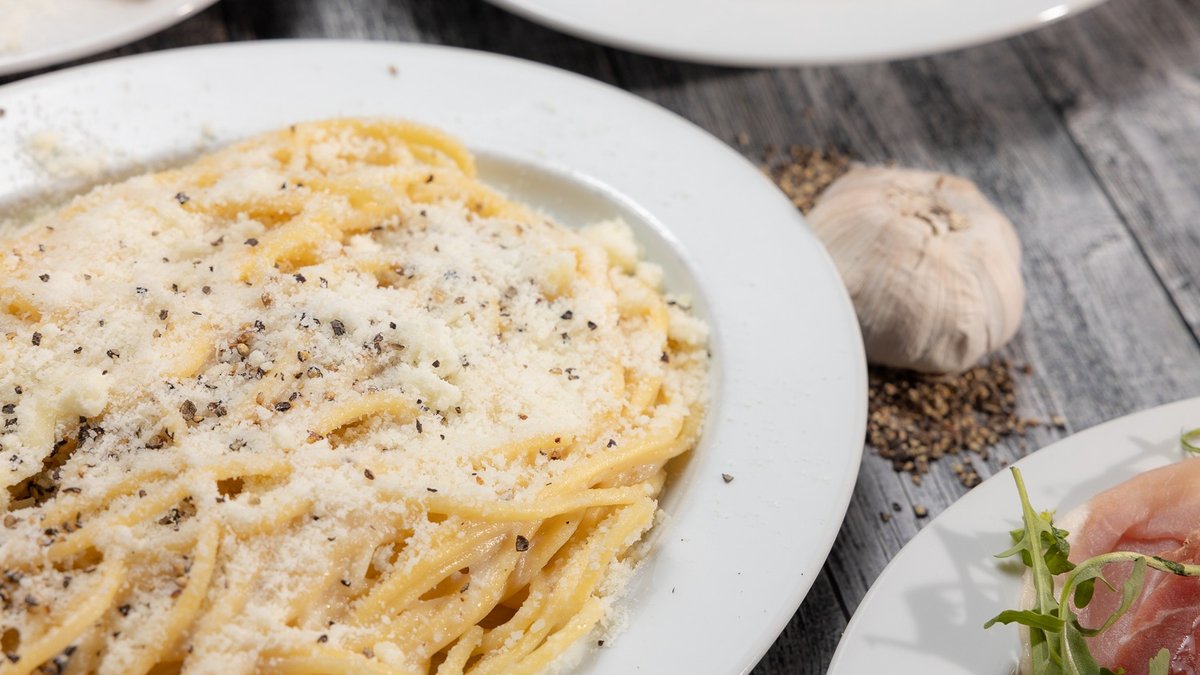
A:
1069 459 1200 675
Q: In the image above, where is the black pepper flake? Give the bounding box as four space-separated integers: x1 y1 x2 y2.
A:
515 535 530 552
202 286 212 295
431 360 440 368
274 401 292 412
389 322 397 329
868 359 1035 488
24 595 37 607
721 473 734 484
294 273 306 283
73 346 82 354
587 321 597 330
38 274 49 282
244 238 259 247
1 404 12 414
415 420 423 434
159 309 169 320
363 468 375 480
426 487 438 493
331 320 346 336
179 400 197 419
118 604 131 616
31 332 41 346
4 653 18 664
340 579 351 587
174 192 190 205
597 640 606 647
106 349 120 359
317 634 329 644
607 439 617 448
560 310 573 320
661 351 670 363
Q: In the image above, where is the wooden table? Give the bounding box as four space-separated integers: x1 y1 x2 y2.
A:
7 0 1200 671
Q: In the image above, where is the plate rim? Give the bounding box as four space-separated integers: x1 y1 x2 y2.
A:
0 0 220 77
484 0 1109 66
0 39 868 674
828 395 1200 673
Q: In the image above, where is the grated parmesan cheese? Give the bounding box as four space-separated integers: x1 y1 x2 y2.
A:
0 121 710 674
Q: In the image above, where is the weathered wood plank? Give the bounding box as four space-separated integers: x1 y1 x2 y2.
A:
1017 0 1200 344
753 568 849 675
217 0 622 85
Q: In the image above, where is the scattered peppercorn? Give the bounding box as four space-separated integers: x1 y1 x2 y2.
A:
515 535 530 552
762 144 852 214
867 359 1046 488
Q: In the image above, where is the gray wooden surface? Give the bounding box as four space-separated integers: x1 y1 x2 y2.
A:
6 0 1200 671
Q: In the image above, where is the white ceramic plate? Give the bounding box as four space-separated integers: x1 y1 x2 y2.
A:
0 0 218 76
828 397 1200 674
486 0 1108 65
0 41 867 674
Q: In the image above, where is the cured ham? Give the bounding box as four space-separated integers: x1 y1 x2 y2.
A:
1068 458 1200 675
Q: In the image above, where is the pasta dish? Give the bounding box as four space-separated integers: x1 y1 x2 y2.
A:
0 119 709 674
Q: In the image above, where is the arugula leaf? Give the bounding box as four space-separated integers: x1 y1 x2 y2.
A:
1182 427 1200 455
1060 617 1104 674
984 609 1064 632
1148 648 1170 675
987 468 1200 675
1066 559 1145 638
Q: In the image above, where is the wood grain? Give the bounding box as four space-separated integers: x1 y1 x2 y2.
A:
4 0 1200 671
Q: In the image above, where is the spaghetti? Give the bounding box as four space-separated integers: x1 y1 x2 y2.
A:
0 120 709 674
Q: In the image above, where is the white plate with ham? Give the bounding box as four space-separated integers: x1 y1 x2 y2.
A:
828 396 1200 675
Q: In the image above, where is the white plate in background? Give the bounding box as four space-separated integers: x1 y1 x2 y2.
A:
0 0 218 76
0 41 867 674
486 0 1108 65
829 397 1200 674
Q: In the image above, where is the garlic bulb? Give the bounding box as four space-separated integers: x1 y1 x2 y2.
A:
808 166 1024 374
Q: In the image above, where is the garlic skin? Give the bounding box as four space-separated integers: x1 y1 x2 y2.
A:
808 166 1024 374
